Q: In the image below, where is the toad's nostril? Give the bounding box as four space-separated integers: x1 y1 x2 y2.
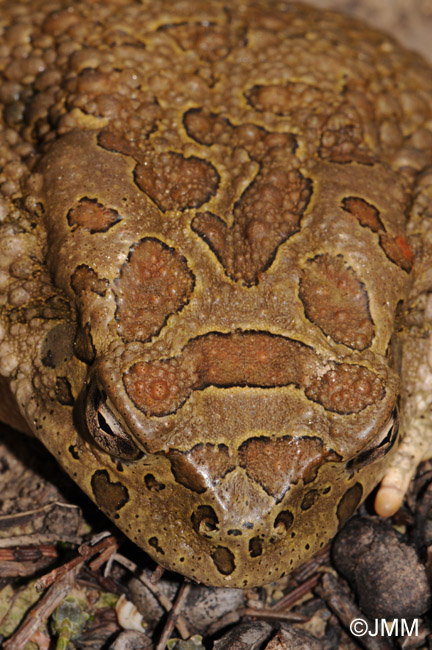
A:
274 509 294 535
191 504 219 537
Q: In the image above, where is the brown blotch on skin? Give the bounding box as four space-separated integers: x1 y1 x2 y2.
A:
125 329 383 417
74 71 160 133
184 108 297 158
167 443 234 493
71 265 108 297
97 130 138 157
299 254 375 350
67 197 121 233
341 196 384 232
124 331 318 416
184 109 232 145
195 332 315 388
91 469 129 513
246 82 322 116
74 322 96 364
341 197 413 272
380 233 414 272
167 452 207 494
55 376 74 406
124 358 191 416
193 170 311 285
306 364 384 414
134 153 219 212
238 436 335 501
187 109 309 285
319 103 374 164
159 22 245 61
300 489 320 511
211 546 236 575
61 56 161 131
114 238 195 343
337 482 364 527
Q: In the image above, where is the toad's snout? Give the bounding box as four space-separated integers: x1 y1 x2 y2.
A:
182 466 298 579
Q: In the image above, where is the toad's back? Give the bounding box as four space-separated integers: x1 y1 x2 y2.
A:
1 0 432 587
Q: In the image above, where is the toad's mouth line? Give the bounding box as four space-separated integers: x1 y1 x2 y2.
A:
122 330 385 417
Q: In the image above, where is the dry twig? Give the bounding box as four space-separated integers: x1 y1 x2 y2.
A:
155 581 192 650
113 553 191 639
3 565 80 649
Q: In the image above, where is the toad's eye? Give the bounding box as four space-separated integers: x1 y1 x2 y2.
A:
346 408 399 471
85 378 142 460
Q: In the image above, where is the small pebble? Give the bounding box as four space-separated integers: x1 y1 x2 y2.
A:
332 516 431 619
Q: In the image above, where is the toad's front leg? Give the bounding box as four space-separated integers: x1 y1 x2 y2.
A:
376 169 432 517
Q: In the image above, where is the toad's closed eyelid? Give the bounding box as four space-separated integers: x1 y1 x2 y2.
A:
85 379 142 461
346 413 399 472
